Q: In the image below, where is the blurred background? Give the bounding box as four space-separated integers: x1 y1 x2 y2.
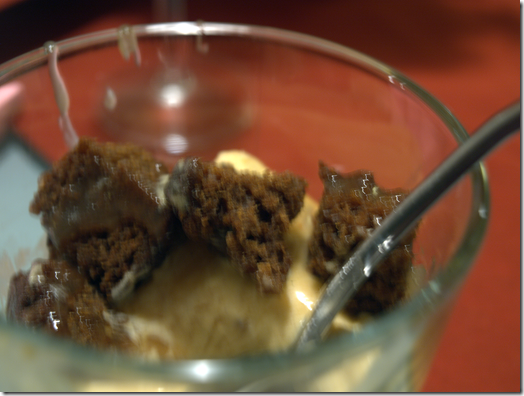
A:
0 0 519 392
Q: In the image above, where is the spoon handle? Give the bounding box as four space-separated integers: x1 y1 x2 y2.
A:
295 102 520 350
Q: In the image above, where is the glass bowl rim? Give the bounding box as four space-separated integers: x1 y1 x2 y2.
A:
0 21 489 385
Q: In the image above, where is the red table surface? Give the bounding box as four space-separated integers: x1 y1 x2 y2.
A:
0 0 520 392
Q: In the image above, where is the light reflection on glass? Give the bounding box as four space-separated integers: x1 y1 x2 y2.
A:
164 134 188 154
159 83 186 107
49 311 60 331
193 362 210 379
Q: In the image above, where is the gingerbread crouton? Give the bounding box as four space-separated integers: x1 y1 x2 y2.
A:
309 162 414 316
164 158 307 294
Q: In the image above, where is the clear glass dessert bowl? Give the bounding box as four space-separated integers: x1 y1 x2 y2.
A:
0 22 488 392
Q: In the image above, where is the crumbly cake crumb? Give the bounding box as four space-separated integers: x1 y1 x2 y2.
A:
29 138 178 304
164 158 307 294
7 259 130 350
30 138 168 222
62 222 161 302
309 162 414 316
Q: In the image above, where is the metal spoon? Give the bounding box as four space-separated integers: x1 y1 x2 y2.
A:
294 102 520 350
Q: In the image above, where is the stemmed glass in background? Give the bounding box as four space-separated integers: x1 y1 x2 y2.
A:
99 0 252 163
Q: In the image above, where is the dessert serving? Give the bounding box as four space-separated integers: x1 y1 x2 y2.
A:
6 138 414 360
0 21 489 392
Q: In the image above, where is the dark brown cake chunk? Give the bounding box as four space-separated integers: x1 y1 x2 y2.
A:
61 222 162 302
29 138 178 303
309 162 414 316
6 259 130 349
164 158 307 294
